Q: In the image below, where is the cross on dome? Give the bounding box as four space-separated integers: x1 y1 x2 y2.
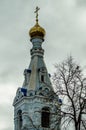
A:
29 6 46 40
34 6 40 23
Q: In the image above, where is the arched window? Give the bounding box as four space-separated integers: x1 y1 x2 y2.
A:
41 107 50 128
17 110 22 130
41 75 44 82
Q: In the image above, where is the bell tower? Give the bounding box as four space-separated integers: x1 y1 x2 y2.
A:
13 7 61 130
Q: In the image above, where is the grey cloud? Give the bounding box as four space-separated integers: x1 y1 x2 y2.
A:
77 0 86 6
0 104 13 119
2 127 12 130
0 104 13 130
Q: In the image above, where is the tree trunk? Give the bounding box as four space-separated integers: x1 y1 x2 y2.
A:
74 122 81 130
78 112 81 130
74 121 78 130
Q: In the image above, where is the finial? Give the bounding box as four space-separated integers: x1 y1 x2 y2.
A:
34 6 40 23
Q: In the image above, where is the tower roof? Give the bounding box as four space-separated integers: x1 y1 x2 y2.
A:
22 7 53 95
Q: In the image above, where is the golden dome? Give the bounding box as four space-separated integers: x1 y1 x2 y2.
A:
29 22 46 39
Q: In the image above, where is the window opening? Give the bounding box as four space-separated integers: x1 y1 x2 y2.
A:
18 110 22 130
41 75 44 82
41 107 50 128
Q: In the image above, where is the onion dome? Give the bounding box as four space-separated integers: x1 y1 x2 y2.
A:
29 6 46 40
29 22 45 40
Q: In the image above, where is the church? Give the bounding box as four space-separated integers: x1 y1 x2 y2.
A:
13 7 61 130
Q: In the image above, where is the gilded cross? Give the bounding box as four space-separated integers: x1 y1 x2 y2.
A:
34 6 40 22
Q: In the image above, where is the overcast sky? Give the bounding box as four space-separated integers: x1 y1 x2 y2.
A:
0 0 86 130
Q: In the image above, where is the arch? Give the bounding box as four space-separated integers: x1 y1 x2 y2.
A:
17 110 22 130
41 107 50 128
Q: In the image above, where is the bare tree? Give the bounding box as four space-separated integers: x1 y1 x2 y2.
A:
52 56 86 130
